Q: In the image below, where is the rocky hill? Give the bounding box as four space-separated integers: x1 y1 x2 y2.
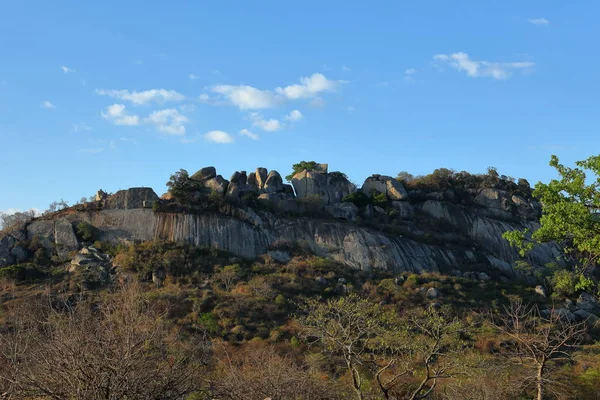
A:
0 164 562 281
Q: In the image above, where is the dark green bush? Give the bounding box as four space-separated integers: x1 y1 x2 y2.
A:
76 221 98 242
342 191 371 208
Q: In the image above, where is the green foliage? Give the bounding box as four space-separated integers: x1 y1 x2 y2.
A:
198 312 220 335
342 191 371 208
503 154 600 293
166 169 201 204
371 190 388 208
76 221 98 242
285 161 319 181
551 269 577 296
274 294 286 306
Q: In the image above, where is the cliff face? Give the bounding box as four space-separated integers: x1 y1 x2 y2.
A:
0 167 562 279
1 198 558 278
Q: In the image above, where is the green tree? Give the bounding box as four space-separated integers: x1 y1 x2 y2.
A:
503 154 600 291
166 169 199 204
285 161 319 181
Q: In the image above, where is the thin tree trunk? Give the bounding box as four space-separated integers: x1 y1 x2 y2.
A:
536 362 545 400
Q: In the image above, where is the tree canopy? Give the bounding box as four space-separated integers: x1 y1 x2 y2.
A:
503 154 600 291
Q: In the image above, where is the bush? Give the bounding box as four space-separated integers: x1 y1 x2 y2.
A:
76 221 98 242
342 191 371 208
551 269 577 296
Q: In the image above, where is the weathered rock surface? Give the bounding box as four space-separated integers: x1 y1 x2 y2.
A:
362 175 408 201
391 201 414 220
105 188 159 209
204 175 229 195
291 170 356 205
191 166 216 181
54 218 79 259
69 247 113 288
326 202 359 221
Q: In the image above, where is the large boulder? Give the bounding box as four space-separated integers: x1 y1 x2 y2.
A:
54 218 79 259
226 182 258 199
230 171 247 185
204 175 230 195
190 166 216 181
391 201 414 220
473 189 514 220
0 235 16 267
361 175 408 201
264 170 284 193
255 168 268 189
291 169 355 205
69 247 113 288
104 188 159 209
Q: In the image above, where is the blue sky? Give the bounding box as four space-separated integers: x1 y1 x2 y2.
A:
1 1 599 213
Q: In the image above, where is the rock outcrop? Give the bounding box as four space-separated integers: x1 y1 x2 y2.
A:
291 169 356 205
105 188 159 209
0 162 563 281
362 175 408 201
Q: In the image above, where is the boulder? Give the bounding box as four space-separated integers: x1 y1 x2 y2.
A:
374 206 385 214
326 202 359 221
54 218 79 259
10 246 28 263
226 182 257 199
573 309 599 324
190 166 216 181
267 250 292 264
478 272 490 281
551 308 576 322
535 285 547 298
104 188 159 209
256 168 268 189
577 292 599 311
426 192 444 201
511 195 538 220
473 189 514 219
69 247 112 288
204 175 230 195
391 201 414 220
264 170 284 193
230 171 247 185
247 172 257 187
362 175 408 201
291 170 355 205
0 235 16 267
426 287 440 298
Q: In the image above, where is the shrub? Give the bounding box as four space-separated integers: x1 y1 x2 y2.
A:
342 191 371 208
551 269 577 296
76 221 98 242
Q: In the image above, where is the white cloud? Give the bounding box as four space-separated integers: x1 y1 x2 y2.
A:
240 128 259 140
189 73 199 80
434 52 535 80
528 18 549 25
96 88 185 105
72 123 92 133
347 106 356 112
284 109 303 122
101 104 140 126
212 85 282 110
276 73 340 99
405 68 417 75
145 108 188 135
41 100 55 109
61 66 75 73
249 112 283 132
204 130 234 144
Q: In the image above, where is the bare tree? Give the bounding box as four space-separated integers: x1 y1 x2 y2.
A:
489 301 588 400
0 283 211 400
212 344 347 400
0 209 36 231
